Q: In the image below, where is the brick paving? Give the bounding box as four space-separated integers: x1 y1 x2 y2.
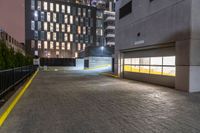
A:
1 70 200 133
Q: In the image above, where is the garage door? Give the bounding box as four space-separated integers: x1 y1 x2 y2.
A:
123 45 176 87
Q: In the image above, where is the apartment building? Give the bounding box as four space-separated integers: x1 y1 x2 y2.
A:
25 0 97 58
0 28 25 55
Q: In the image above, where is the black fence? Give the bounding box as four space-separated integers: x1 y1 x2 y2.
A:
0 66 37 97
40 58 76 66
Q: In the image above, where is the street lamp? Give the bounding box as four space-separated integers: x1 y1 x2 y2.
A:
101 46 104 57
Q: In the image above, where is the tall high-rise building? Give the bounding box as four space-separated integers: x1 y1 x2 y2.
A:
25 0 97 58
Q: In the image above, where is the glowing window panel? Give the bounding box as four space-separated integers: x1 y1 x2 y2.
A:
62 43 65 50
56 4 59 12
67 43 71 50
38 41 41 49
64 15 68 23
140 58 150 65
47 12 51 22
53 13 57 22
124 65 132 72
44 22 48 31
47 32 51 40
37 1 41 10
44 41 48 49
56 42 59 50
62 5 65 13
124 58 131 65
131 65 139 72
140 66 150 74
50 3 54 11
132 58 139 65
43 2 48 10
163 67 176 76
56 24 59 32
150 66 162 75
67 6 71 14
50 42 54 49
50 23 53 32
150 57 162 65
163 56 175 66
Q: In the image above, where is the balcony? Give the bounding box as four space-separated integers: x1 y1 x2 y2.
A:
106 26 115 30
105 16 115 22
106 34 115 38
106 42 115 45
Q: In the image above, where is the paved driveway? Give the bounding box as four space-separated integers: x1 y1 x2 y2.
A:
1 70 200 133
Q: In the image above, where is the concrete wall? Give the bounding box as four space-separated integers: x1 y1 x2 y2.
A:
85 56 112 69
115 0 200 92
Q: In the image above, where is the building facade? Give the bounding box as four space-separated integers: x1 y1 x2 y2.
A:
0 28 25 55
25 0 97 58
115 0 200 92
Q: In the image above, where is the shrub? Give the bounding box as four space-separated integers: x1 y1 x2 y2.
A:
0 40 33 70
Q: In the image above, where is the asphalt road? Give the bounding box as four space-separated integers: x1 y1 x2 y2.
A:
1 70 200 133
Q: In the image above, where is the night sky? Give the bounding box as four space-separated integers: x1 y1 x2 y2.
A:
0 0 25 43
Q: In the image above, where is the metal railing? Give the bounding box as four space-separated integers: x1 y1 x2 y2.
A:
0 66 37 97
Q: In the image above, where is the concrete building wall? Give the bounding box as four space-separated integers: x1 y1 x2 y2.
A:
115 0 200 92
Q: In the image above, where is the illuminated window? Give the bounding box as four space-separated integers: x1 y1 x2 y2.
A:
31 0 35 10
44 2 48 10
62 5 65 13
83 8 86 17
83 27 86 34
124 56 176 77
77 26 81 34
78 8 81 16
67 6 71 14
44 41 48 49
64 15 68 23
44 22 48 31
64 34 68 41
50 23 54 32
62 24 65 32
53 32 57 40
56 42 59 50
163 56 175 66
83 44 86 50
78 43 81 51
70 16 73 24
67 25 71 32
31 21 35 30
47 32 51 40
56 24 59 32
34 11 38 21
61 43 65 50
53 13 57 22
56 51 59 56
75 52 78 58
67 43 71 50
56 4 59 12
47 12 51 22
38 41 41 49
37 1 41 10
41 12 45 21
50 42 54 49
50 3 54 11
70 34 73 42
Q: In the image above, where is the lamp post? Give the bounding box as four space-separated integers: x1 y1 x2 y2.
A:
101 46 104 57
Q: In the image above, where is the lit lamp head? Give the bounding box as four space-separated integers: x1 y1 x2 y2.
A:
101 46 104 50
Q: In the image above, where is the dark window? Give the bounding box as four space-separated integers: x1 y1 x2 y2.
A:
119 1 132 19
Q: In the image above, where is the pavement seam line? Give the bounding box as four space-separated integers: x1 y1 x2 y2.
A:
100 73 119 78
0 69 39 127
